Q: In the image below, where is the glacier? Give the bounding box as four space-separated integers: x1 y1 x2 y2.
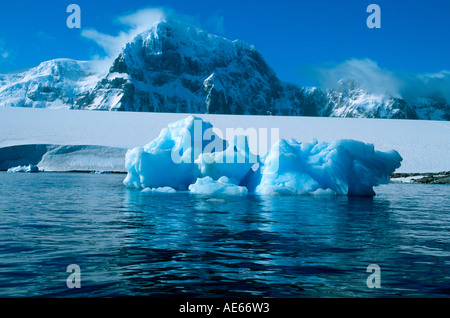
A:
0 144 126 172
124 116 403 196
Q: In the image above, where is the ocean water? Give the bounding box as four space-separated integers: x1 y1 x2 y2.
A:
0 172 449 298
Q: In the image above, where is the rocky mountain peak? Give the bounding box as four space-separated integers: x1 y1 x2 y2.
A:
0 20 448 120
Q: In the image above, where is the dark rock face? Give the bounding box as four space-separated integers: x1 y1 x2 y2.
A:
75 20 288 115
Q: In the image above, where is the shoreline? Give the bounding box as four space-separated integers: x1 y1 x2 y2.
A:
390 171 450 184
2 169 449 185
1 107 450 174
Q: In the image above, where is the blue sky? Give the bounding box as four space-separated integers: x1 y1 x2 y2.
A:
1 0 449 87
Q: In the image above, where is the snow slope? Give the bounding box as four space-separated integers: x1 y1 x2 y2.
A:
0 107 449 173
0 59 101 109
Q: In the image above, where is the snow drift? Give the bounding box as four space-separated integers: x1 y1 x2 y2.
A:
124 116 403 196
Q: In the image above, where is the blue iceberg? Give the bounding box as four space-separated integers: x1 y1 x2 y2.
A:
189 176 248 196
255 138 402 196
124 116 402 196
7 164 40 173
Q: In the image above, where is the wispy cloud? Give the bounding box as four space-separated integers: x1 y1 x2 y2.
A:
81 8 166 59
313 58 402 98
0 38 10 61
205 14 225 35
81 7 227 65
312 58 450 104
35 31 58 43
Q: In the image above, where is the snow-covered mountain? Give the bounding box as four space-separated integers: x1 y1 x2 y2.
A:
0 19 448 120
75 20 292 115
322 79 420 119
0 59 101 108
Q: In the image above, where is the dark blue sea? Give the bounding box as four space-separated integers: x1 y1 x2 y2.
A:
0 172 449 297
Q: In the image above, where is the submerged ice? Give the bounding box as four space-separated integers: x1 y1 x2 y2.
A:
123 116 402 196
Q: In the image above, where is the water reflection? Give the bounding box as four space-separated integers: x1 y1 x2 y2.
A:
0 173 449 297
120 189 386 297
119 184 450 297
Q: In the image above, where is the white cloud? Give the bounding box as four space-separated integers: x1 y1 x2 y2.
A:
80 7 229 75
81 7 227 62
116 8 167 35
80 8 168 74
314 58 402 98
81 8 166 59
313 58 450 104
0 38 9 61
404 70 450 104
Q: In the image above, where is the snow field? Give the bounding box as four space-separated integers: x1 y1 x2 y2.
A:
0 107 449 175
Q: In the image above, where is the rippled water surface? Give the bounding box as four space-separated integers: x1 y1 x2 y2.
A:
0 172 449 297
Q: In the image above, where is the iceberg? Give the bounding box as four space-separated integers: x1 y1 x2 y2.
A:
142 187 177 194
7 164 39 173
189 176 248 196
195 133 258 185
124 116 222 190
124 116 403 196
91 171 112 174
255 138 403 196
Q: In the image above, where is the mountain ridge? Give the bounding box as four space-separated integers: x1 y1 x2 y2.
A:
0 19 448 120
